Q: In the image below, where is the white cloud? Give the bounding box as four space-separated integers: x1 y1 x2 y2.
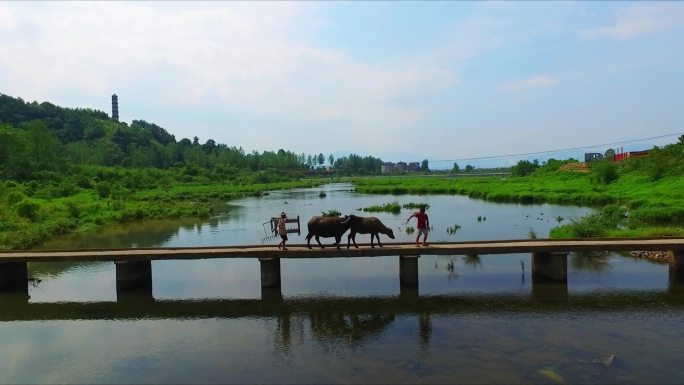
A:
0 2 457 155
0 7 17 30
579 3 684 40
500 75 557 91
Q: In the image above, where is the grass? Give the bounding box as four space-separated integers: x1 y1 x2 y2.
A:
350 170 684 238
0 178 327 250
322 209 342 217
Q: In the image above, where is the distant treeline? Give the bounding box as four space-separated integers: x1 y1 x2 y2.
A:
0 93 382 182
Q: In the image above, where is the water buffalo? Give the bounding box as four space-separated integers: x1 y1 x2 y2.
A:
306 215 353 249
347 216 395 248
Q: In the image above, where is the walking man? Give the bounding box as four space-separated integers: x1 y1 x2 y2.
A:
406 207 430 246
277 212 288 250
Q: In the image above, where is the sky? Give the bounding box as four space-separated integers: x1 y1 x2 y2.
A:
1 1 683 168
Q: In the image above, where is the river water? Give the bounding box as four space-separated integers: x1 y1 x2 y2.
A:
2 183 684 384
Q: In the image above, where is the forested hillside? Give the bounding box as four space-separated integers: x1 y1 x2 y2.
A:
0 93 382 182
0 93 382 249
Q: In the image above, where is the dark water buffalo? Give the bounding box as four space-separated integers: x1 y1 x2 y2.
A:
347 216 395 248
306 215 353 249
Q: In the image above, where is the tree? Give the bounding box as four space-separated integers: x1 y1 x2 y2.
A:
328 154 334 167
23 120 61 172
678 135 684 145
604 148 616 161
420 159 429 171
202 139 217 153
465 165 474 172
510 160 538 176
317 153 325 167
0 124 29 179
452 162 460 173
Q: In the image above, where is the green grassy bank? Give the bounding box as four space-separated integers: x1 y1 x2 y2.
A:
0 177 324 250
350 167 684 238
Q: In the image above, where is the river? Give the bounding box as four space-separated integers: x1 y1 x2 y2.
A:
2 183 683 384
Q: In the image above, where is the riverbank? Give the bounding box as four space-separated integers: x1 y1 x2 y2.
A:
3 171 684 250
630 250 672 264
0 179 326 250
350 173 684 238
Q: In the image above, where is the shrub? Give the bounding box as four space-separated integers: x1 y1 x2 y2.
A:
552 214 609 238
65 201 81 219
590 160 619 184
16 199 40 221
95 181 112 198
57 181 78 197
510 160 539 176
50 218 78 234
4 190 26 206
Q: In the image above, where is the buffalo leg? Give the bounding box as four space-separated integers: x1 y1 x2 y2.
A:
306 233 314 249
348 232 358 249
334 236 342 249
315 235 324 249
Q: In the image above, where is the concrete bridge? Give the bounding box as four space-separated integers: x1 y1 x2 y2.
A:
1 238 683 298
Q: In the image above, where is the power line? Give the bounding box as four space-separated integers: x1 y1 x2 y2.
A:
429 131 683 163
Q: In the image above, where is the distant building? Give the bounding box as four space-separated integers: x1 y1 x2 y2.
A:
584 153 603 162
396 162 407 172
407 162 420 171
381 162 396 173
111 94 119 122
615 150 650 162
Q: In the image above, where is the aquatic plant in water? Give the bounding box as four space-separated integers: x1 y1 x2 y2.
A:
402 202 431 210
463 254 481 267
322 209 341 217
446 224 461 234
361 202 401 214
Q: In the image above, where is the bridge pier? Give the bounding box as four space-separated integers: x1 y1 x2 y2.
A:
532 252 568 283
532 281 569 303
399 255 419 286
115 260 152 293
259 257 281 289
0 291 29 308
261 286 283 302
0 262 28 292
668 250 684 290
419 313 432 348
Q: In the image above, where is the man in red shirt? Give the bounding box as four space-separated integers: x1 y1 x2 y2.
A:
406 207 430 247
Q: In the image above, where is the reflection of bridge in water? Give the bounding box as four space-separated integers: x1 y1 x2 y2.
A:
2 238 684 299
3 289 684 321
3 290 684 349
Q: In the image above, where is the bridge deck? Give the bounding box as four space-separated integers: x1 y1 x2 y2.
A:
1 237 683 263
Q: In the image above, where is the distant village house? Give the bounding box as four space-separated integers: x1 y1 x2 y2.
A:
381 161 422 173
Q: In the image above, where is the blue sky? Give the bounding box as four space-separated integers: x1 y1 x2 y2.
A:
1 1 682 168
